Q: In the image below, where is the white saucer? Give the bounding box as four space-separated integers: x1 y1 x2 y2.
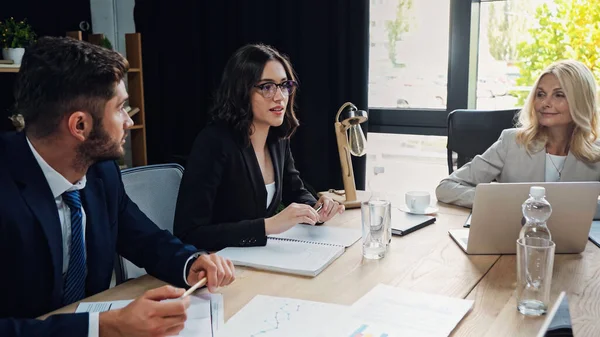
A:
398 204 439 215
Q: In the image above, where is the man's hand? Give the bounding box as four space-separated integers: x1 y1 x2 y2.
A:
99 285 189 337
187 254 235 292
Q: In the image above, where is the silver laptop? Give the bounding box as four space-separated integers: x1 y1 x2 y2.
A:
449 182 600 254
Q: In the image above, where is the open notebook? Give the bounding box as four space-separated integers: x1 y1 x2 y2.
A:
216 225 361 277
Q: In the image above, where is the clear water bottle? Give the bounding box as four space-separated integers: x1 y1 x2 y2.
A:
517 186 553 316
519 186 552 240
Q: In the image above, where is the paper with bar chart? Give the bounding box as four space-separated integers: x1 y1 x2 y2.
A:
218 295 347 337
329 284 474 337
348 324 390 337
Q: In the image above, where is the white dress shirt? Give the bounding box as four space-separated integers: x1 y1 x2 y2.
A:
26 139 99 337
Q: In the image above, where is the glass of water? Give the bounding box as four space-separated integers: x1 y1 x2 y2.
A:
516 237 555 316
361 200 391 259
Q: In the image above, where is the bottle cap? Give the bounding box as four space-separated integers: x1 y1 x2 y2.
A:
530 186 546 198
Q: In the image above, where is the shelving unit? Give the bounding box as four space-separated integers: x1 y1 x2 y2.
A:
1 31 148 167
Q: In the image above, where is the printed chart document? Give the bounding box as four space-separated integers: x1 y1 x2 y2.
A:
76 293 223 337
217 295 347 337
324 284 474 337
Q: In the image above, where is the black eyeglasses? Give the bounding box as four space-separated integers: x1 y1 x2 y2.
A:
254 80 298 99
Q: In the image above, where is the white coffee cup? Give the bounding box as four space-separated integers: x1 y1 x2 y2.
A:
405 191 430 213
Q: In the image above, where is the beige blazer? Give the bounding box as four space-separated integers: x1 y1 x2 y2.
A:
436 128 600 208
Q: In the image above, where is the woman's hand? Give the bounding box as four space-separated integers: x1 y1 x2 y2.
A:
314 195 345 223
265 203 320 235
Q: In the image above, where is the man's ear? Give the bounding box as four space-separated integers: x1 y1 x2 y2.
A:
67 111 92 142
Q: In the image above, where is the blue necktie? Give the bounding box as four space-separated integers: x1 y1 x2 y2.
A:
62 190 86 305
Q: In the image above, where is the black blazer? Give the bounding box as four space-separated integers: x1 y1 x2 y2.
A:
174 123 317 251
0 132 198 337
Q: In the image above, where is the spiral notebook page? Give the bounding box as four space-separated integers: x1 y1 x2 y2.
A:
268 224 361 247
216 239 344 277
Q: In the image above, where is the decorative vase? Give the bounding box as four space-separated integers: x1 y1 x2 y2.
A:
2 48 25 64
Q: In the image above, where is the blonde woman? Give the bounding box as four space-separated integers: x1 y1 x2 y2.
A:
436 59 600 208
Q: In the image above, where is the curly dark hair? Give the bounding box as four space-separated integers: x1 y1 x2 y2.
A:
14 36 129 138
210 44 299 144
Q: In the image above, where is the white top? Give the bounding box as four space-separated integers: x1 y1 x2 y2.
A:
545 153 567 182
266 182 276 208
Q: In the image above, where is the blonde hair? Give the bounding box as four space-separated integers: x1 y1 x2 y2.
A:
516 59 600 163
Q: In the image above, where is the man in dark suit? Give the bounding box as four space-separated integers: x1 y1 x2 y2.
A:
0 37 235 337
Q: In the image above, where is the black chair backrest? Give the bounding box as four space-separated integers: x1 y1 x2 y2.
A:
446 108 520 174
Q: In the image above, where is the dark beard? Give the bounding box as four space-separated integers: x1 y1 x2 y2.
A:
75 118 123 170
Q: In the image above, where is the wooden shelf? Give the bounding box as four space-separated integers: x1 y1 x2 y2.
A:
127 107 140 118
1 31 148 167
84 32 147 167
0 65 20 73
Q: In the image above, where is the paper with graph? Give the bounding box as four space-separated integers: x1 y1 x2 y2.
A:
217 295 347 337
327 284 474 337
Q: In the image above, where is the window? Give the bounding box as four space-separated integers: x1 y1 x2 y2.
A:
366 133 449 194
368 0 600 137
475 0 600 110
475 0 540 110
369 0 451 109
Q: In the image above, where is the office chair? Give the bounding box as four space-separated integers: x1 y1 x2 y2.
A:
446 108 520 174
114 163 184 284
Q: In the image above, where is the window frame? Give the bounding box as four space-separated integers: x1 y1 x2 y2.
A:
368 0 494 136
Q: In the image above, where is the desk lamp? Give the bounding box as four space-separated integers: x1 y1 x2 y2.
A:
318 102 368 208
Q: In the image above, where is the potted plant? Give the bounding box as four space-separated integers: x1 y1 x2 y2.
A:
0 17 36 64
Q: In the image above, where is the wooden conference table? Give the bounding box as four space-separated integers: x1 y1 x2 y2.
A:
43 194 600 337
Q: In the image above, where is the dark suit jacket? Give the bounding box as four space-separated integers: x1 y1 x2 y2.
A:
174 123 317 251
0 132 198 337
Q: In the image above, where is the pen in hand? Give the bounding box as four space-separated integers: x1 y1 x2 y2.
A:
315 203 323 213
314 203 325 225
181 277 207 298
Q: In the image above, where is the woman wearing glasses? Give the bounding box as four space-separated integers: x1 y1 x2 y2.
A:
436 59 600 208
174 44 344 251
